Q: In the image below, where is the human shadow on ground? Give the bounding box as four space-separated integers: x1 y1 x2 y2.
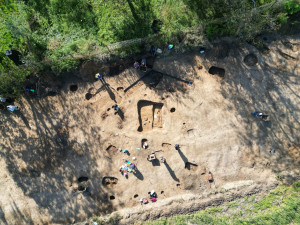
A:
124 69 152 93
151 158 160 166
177 149 188 164
133 170 144 180
115 109 125 121
101 78 117 103
164 162 180 182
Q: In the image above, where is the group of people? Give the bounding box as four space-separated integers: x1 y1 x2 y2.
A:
147 151 167 164
132 44 163 72
1 86 36 112
119 160 137 178
139 190 158 204
133 58 147 72
1 96 19 112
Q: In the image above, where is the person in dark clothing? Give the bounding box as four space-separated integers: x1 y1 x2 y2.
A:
140 58 147 72
95 73 103 81
150 45 156 56
148 190 157 198
207 171 214 183
151 19 163 33
113 104 120 111
252 111 269 121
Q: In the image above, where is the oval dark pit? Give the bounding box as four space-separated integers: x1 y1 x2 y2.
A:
70 85 78 92
78 176 89 183
208 66 225 78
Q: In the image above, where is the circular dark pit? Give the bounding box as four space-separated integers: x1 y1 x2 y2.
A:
78 185 86 191
109 195 115 200
85 93 93 100
244 53 258 66
134 194 139 198
70 85 78 92
170 108 176 113
260 45 270 55
107 108 111 111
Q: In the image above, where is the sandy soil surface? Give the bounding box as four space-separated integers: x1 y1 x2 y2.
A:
0 34 299 224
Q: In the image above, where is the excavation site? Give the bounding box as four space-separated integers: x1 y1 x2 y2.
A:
0 34 299 224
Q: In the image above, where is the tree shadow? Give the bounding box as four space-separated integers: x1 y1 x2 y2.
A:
211 38 300 179
185 1 217 21
164 162 180 182
113 0 155 40
23 0 97 31
15 111 31 129
0 206 8 225
0 83 114 223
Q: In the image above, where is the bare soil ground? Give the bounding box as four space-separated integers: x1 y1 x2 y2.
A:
0 34 299 224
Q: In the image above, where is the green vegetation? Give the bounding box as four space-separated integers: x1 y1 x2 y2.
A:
92 213 120 225
1 0 299 99
140 182 300 225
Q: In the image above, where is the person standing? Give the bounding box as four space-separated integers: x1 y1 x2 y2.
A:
0 97 6 102
95 73 103 81
113 104 120 112
150 45 156 56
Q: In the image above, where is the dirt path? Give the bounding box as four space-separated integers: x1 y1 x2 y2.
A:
0 34 299 224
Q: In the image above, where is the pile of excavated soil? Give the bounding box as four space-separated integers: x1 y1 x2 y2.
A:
0 34 299 224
